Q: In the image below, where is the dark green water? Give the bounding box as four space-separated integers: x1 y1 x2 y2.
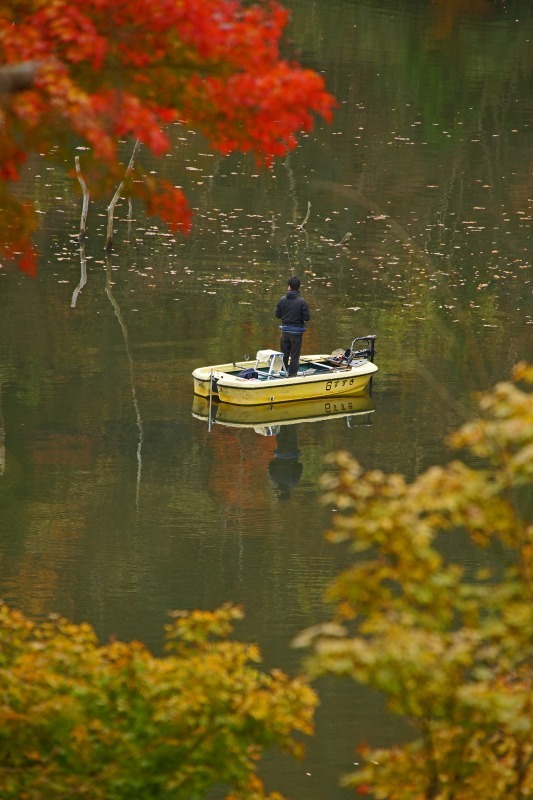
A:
0 1 531 797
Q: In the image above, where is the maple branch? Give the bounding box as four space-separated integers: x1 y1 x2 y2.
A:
0 62 40 95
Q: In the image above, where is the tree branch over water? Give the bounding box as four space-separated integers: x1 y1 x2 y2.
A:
0 61 40 95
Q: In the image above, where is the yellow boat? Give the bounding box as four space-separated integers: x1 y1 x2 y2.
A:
192 335 377 406
192 393 375 429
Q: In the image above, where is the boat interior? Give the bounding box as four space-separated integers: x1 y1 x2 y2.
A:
216 336 377 383
234 350 366 383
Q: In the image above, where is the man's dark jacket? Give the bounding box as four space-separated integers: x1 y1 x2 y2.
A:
275 290 310 329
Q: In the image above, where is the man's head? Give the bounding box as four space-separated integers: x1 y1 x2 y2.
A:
287 276 300 291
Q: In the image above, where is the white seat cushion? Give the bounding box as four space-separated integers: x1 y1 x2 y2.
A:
255 349 284 363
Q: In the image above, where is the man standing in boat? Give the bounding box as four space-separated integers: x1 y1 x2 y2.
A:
275 276 310 377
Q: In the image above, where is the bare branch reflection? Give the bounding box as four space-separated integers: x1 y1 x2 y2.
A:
75 155 90 243
105 255 144 509
70 244 87 308
0 378 5 477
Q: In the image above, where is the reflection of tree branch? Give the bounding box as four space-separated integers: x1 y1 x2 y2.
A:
127 197 133 240
0 377 5 477
106 139 140 251
297 201 311 229
284 154 299 225
75 155 90 242
0 59 224 97
105 256 144 509
71 245 87 308
283 156 311 268
0 61 41 95
314 179 434 267
414 362 471 422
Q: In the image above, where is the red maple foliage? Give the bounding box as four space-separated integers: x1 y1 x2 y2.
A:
0 0 334 274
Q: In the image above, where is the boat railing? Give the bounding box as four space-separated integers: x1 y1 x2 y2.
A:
350 335 377 362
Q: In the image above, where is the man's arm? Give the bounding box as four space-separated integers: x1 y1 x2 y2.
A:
302 299 311 322
275 299 282 319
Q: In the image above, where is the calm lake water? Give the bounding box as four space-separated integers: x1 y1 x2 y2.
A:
1 0 532 797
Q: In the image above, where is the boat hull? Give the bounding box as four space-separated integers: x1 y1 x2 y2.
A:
192 362 245 398
192 355 377 406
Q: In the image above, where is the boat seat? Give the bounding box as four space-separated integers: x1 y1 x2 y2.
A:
254 350 288 379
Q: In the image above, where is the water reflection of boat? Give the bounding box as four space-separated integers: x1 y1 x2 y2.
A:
192 393 375 501
192 393 375 433
192 336 377 405
268 424 303 500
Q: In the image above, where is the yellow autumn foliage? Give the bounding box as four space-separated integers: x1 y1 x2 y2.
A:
0 602 317 799
297 363 533 799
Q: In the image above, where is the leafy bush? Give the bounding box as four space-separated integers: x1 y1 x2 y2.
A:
297 363 533 799
0 603 316 799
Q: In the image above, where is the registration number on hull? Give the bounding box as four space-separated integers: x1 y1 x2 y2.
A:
325 378 361 391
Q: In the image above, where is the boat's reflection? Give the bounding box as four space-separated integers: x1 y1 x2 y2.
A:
192 393 375 432
192 394 375 500
194 394 376 495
